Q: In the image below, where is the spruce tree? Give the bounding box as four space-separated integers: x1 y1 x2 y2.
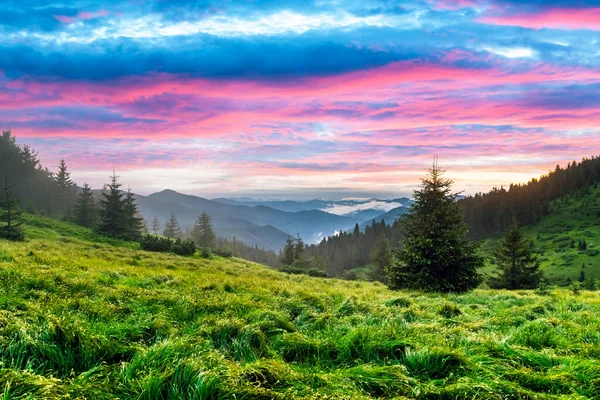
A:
370 234 391 283
123 188 143 241
98 171 126 238
489 220 543 290
151 217 160 234
0 175 25 241
294 233 305 263
579 268 585 283
163 212 181 238
56 158 73 188
74 183 96 228
280 236 296 266
387 159 483 293
55 158 76 216
191 212 216 249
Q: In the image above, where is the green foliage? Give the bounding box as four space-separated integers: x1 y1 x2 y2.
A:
191 212 216 249
388 160 484 293
489 220 543 289
140 235 173 252
172 238 196 257
162 212 181 239
1 216 600 398
73 183 97 228
370 234 391 283
280 236 297 266
0 176 24 241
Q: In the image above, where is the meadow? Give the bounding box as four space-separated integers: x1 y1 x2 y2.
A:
0 216 599 399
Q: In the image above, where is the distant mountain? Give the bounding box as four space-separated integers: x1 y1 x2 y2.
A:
212 198 332 213
359 206 410 230
136 190 361 250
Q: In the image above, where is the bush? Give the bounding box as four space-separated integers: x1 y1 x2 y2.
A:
140 235 172 252
307 269 327 277
172 239 196 256
279 266 305 275
214 248 233 258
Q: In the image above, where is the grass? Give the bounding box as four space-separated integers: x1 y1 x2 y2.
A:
0 215 599 398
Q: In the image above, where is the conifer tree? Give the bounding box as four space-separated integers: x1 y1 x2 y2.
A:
387 158 483 292
0 175 24 241
579 268 585 283
98 171 126 238
191 212 216 249
489 220 543 290
56 158 73 188
74 183 96 228
123 188 143 241
151 217 160 234
370 234 391 283
280 236 296 266
163 212 181 238
294 233 305 263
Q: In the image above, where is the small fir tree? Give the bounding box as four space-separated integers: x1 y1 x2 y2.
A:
191 212 216 249
579 268 585 283
387 158 483 293
122 188 143 241
73 183 96 228
280 236 296 266
151 217 161 234
163 212 181 238
97 171 125 238
0 175 25 241
370 234 391 283
489 220 543 290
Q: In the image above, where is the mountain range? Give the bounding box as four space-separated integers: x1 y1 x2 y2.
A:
135 190 412 251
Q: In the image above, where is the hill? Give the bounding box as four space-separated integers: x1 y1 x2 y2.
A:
1 216 599 398
484 183 600 286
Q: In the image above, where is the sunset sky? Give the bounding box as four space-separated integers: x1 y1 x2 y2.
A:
2 0 600 199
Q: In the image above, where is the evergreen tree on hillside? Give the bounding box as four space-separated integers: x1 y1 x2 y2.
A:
295 233 305 262
98 171 126 238
0 175 25 241
56 158 74 188
151 217 160 234
280 236 296 266
370 234 391 283
387 158 483 293
192 212 216 249
123 188 143 241
489 220 543 290
74 183 97 228
163 213 181 238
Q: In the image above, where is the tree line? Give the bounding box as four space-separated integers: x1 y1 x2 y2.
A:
460 157 600 238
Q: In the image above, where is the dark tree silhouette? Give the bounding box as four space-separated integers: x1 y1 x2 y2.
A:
387 158 483 293
73 183 97 228
0 175 25 241
192 212 217 249
97 171 126 238
163 212 181 238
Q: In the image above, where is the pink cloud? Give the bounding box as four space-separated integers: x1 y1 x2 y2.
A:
53 10 109 24
478 7 600 30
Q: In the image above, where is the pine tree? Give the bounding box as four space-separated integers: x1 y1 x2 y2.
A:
370 234 391 283
387 158 483 293
73 183 96 228
294 233 305 263
192 212 216 249
489 220 543 290
280 236 296 266
163 212 181 238
56 158 73 188
151 217 160 234
123 188 143 241
97 171 126 238
0 175 25 241
584 275 596 291
579 268 586 283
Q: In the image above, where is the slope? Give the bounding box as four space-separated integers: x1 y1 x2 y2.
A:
485 183 600 285
1 216 599 398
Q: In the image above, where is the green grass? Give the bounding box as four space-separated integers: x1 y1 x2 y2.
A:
0 215 600 398
483 184 600 285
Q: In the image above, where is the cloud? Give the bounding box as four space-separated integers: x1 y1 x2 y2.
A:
322 200 404 216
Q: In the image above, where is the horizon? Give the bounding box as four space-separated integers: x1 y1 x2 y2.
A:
4 0 600 197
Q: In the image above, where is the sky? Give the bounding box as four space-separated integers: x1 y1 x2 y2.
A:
2 0 600 199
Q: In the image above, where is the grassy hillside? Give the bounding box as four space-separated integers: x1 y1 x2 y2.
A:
484 184 600 285
1 216 600 398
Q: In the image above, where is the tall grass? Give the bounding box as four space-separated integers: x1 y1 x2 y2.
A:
0 215 599 398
